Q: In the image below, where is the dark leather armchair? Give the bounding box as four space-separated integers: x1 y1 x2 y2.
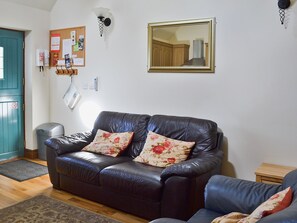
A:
151 169 297 223
45 111 224 220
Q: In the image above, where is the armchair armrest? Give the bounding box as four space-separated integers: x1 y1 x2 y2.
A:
45 131 93 155
205 175 282 215
160 150 223 181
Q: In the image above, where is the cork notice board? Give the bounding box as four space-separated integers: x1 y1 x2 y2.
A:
49 26 85 67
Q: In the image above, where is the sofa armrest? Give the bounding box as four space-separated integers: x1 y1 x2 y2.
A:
205 175 282 214
45 131 93 188
45 131 93 155
160 150 223 181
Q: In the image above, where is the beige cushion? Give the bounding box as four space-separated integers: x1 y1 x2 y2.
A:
82 129 134 157
212 187 293 223
211 212 248 223
134 131 195 167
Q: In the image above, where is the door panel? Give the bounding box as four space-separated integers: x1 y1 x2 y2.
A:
0 96 24 159
0 29 24 160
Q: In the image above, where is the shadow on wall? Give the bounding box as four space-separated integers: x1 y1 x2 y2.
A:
221 136 236 178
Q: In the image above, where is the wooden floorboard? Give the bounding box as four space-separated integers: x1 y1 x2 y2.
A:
0 158 148 223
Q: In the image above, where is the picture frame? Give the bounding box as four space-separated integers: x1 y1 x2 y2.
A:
147 18 215 73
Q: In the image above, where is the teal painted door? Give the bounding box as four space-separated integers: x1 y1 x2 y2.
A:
0 29 24 160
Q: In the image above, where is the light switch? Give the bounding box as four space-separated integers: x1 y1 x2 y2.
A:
94 77 98 91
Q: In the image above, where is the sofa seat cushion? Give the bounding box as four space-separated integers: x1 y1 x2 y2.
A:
56 151 132 185
100 161 163 202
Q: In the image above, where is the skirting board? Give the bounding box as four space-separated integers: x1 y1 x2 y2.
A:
24 148 38 159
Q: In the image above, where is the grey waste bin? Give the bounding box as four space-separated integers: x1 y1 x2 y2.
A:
36 123 64 160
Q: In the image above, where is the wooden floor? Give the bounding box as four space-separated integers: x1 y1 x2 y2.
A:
0 158 148 223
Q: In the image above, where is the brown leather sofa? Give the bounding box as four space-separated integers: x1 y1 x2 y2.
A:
45 111 224 220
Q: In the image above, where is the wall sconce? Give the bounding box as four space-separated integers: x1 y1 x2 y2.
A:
278 0 290 25
93 7 112 37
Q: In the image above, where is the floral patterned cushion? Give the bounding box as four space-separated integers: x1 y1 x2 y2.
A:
211 212 248 223
211 187 292 223
82 129 134 157
133 131 195 167
246 186 292 220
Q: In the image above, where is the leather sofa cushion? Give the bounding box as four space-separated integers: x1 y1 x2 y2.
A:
100 161 163 202
92 111 151 158
56 151 131 185
148 115 218 158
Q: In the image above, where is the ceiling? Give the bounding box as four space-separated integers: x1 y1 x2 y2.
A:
0 0 57 11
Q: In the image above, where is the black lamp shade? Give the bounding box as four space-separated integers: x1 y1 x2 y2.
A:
278 0 290 9
104 18 111 27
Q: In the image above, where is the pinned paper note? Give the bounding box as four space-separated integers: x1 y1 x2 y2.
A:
73 58 84 66
62 39 72 58
50 34 60 52
73 43 79 52
78 35 84 51
71 30 76 45
57 60 65 66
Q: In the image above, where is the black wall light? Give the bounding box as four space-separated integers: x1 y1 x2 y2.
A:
278 0 290 25
94 7 112 37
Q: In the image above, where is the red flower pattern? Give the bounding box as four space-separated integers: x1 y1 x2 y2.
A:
167 157 176 164
163 140 171 148
150 134 159 140
107 147 116 155
114 137 120 143
271 194 280 200
152 145 166 154
103 133 111 139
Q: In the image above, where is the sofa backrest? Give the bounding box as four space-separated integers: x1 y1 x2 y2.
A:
283 169 297 201
93 111 219 159
92 111 150 158
147 115 218 158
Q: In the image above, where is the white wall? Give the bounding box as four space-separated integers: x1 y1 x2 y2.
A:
49 0 297 180
0 1 50 150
